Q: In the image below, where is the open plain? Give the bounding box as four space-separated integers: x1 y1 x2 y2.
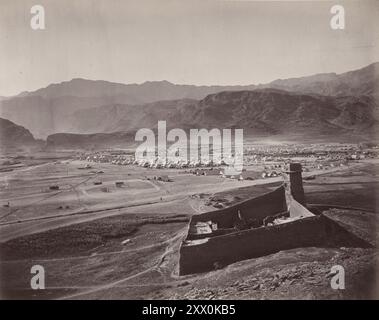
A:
0 148 378 299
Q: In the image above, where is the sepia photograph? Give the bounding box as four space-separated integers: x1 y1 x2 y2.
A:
0 0 378 306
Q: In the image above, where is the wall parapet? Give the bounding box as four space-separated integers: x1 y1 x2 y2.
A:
180 215 324 275
190 184 288 230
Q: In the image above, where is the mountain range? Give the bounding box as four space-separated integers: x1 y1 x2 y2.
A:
0 62 378 147
261 62 378 97
0 118 38 148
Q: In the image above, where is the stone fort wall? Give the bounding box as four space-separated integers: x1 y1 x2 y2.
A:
179 203 370 275
180 213 324 275
179 184 320 275
178 163 369 275
190 185 288 229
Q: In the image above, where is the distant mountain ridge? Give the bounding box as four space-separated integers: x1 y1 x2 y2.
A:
184 89 378 134
15 78 257 104
45 88 378 148
0 80 257 138
262 62 379 97
1 62 378 141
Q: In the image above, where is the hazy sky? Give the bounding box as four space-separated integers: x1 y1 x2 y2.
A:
0 0 378 96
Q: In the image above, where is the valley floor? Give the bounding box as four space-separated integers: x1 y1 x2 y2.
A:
0 157 378 299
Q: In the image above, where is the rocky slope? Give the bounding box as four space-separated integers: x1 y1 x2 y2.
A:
0 118 37 147
50 89 378 147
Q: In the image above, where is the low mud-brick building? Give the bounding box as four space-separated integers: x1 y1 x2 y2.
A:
179 163 370 275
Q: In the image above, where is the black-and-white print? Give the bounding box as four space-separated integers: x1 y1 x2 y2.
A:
0 0 378 300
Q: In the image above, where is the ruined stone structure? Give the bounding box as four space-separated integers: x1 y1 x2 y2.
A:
179 163 370 275
285 162 305 204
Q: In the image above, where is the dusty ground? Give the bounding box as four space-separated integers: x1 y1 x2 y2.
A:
0 155 378 299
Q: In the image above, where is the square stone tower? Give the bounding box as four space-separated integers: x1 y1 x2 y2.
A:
285 163 305 205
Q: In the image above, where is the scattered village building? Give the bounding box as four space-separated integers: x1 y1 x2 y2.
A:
158 175 171 182
100 187 110 193
115 181 125 187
